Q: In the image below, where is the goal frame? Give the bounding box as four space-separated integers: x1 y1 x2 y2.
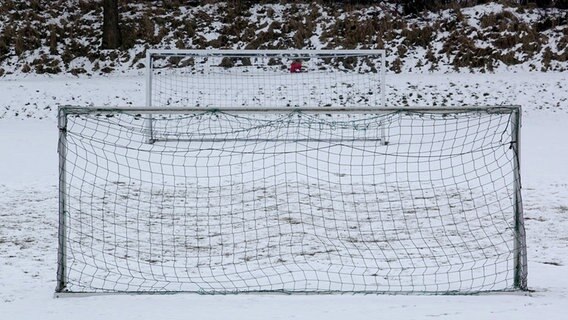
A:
145 49 387 107
56 105 527 296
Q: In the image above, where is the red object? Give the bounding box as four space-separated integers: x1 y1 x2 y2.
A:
290 61 302 73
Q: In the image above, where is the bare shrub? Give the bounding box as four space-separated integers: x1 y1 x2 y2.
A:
219 57 234 68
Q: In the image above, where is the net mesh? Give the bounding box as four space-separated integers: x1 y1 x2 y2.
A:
58 108 524 294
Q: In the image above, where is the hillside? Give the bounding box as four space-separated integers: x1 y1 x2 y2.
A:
1 0 567 77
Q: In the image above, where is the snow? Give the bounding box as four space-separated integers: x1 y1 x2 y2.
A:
1 72 568 318
0 121 57 186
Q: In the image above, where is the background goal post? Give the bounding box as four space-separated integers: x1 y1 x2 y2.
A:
56 105 526 295
145 49 387 143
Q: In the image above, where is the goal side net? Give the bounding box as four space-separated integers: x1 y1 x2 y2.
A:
56 106 526 295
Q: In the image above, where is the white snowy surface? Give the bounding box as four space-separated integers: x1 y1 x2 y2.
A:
1 72 567 319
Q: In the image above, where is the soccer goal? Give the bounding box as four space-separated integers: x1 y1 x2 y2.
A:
56 105 527 295
144 49 387 143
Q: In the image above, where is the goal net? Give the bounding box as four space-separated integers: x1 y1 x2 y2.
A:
56 106 527 295
147 49 386 109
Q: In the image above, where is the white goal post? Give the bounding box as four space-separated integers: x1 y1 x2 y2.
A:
56 105 527 296
144 49 387 143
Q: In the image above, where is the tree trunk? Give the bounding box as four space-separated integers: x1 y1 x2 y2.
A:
102 0 121 49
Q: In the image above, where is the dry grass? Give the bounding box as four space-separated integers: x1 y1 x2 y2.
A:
78 0 100 14
390 57 403 73
402 25 434 48
0 1 565 75
33 55 61 74
480 11 518 30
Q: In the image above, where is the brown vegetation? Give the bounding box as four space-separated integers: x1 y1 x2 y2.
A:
0 1 566 75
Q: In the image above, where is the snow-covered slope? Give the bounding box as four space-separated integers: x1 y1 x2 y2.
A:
1 1 567 77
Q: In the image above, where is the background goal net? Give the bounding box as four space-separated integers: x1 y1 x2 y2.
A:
56 106 527 295
147 49 386 109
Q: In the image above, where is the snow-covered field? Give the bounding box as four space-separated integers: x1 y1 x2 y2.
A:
1 72 567 319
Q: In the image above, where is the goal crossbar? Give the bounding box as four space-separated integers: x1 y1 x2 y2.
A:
59 105 520 116
147 48 386 57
